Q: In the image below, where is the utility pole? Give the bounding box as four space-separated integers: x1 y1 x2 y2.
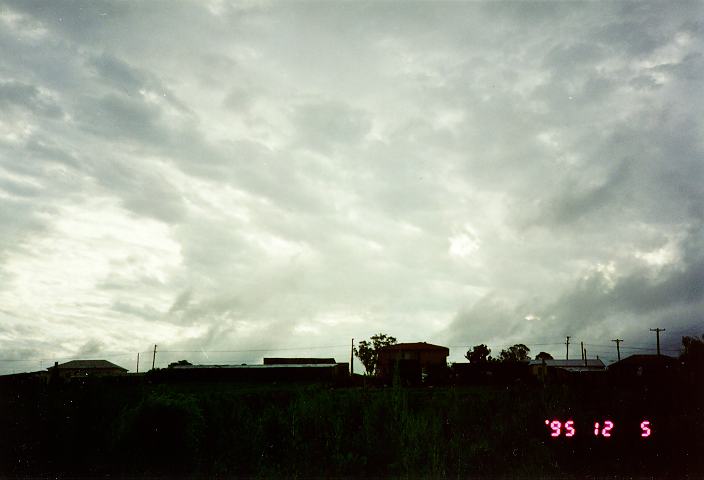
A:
152 344 157 370
580 342 584 361
136 352 140 373
611 339 623 361
650 328 665 355
350 338 354 375
565 336 571 360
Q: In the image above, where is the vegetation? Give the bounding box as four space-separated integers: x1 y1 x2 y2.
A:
499 343 531 362
168 359 193 368
680 334 704 371
465 344 492 363
1 336 702 477
535 351 554 360
1 378 700 477
354 333 397 375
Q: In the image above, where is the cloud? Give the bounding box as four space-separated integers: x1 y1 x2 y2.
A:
0 0 702 372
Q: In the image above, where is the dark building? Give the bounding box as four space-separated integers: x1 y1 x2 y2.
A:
608 354 679 382
263 357 336 365
165 362 349 383
528 358 605 383
48 360 128 379
377 342 449 384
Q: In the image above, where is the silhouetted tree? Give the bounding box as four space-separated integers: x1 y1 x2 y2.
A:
680 334 704 372
499 344 530 362
465 344 492 363
535 352 553 361
168 359 192 368
354 333 397 375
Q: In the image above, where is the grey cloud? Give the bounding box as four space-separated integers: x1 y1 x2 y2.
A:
291 101 372 154
1 1 702 373
0 80 63 118
77 338 105 356
78 93 168 144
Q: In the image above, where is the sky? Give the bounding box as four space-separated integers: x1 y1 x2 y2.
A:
0 0 702 374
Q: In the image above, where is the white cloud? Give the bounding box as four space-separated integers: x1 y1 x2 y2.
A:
0 0 702 372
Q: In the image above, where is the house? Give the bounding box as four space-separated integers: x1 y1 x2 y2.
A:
263 357 336 365
164 361 349 383
48 360 128 379
529 358 605 382
377 342 449 384
607 354 679 382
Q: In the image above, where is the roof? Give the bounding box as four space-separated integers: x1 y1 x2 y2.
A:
171 363 341 369
529 359 605 369
263 358 336 365
49 360 128 371
380 342 449 352
608 354 679 368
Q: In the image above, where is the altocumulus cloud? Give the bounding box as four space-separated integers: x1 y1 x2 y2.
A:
0 0 702 372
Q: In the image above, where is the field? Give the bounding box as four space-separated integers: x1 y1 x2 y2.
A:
1 377 701 478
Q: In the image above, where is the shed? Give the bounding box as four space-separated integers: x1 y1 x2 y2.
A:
377 342 449 383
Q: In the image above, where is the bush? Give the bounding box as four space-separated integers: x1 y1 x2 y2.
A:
112 388 204 473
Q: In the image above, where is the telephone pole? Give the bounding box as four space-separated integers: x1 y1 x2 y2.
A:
580 341 584 361
650 328 665 355
565 336 571 360
350 338 354 375
152 344 157 370
611 339 623 361
136 352 140 373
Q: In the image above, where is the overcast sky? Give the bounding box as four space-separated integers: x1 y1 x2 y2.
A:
1 0 702 373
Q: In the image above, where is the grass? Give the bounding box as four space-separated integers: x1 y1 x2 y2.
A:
0 379 701 477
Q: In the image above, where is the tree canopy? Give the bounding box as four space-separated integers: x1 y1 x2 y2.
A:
168 359 193 368
498 344 531 362
465 344 492 363
353 333 397 375
680 334 704 372
535 352 553 361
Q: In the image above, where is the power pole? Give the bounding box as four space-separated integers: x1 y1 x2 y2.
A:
611 339 623 361
152 344 157 370
650 328 665 355
580 342 584 361
565 336 571 360
350 338 354 375
136 352 140 373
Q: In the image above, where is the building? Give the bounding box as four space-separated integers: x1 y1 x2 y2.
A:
607 354 679 382
48 360 128 379
377 342 449 384
164 361 349 383
529 358 605 382
263 358 336 365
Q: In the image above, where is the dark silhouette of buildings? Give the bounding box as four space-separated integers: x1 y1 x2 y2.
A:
377 342 449 384
48 360 128 379
263 357 336 365
607 354 679 382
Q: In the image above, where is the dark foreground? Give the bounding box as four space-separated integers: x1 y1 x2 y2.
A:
1 377 702 478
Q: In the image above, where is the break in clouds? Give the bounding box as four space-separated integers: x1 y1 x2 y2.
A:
0 1 702 372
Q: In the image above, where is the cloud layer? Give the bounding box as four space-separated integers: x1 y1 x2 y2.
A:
0 1 702 372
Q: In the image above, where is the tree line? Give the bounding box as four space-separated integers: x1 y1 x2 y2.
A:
353 333 704 375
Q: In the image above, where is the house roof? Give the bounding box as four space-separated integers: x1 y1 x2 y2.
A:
529 359 605 368
48 360 128 371
263 358 336 365
380 342 449 353
608 354 679 368
171 363 341 369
